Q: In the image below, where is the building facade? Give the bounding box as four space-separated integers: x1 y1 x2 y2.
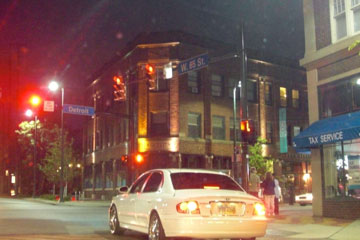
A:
82 31 309 200
298 0 360 219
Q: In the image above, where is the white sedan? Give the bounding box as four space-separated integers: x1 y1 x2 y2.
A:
109 168 267 240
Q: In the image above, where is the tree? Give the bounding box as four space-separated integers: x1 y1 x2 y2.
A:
248 137 276 177
15 121 79 195
348 40 360 55
39 125 80 189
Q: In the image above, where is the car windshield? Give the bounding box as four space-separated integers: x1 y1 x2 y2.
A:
171 172 243 191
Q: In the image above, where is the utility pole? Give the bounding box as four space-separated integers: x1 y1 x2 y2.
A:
240 23 249 191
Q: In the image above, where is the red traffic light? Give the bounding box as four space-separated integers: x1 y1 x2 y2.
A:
121 155 128 163
135 153 144 164
145 64 155 75
241 120 251 132
29 95 42 107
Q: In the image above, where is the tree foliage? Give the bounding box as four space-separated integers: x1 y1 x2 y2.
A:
348 40 360 55
39 125 79 184
248 137 276 177
15 120 79 194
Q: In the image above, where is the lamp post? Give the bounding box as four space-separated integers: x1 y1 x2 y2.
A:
48 81 65 202
25 109 38 198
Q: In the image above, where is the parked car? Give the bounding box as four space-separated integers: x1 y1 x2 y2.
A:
109 168 267 240
295 193 313 206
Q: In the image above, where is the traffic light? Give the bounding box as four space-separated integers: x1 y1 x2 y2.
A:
29 95 42 108
135 153 144 164
121 155 128 163
113 75 126 101
241 120 257 144
145 63 156 90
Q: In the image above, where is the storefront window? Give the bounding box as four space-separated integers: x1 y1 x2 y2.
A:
323 139 360 200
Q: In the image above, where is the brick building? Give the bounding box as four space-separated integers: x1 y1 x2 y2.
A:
296 0 360 219
82 31 309 200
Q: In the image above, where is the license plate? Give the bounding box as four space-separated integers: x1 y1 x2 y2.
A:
210 201 245 216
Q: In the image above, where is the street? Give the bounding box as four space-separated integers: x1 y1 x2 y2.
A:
0 197 359 240
0 197 143 240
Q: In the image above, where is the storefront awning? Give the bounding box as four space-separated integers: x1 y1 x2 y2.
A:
293 111 360 149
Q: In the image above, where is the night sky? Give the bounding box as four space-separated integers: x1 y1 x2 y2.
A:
0 0 304 88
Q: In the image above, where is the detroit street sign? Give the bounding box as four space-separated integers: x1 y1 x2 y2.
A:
63 104 94 116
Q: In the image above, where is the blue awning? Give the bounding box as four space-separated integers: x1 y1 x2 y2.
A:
293 111 360 149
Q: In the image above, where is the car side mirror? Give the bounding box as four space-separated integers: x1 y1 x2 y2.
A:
119 186 129 193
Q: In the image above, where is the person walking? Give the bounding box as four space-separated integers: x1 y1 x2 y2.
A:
248 167 260 197
261 172 276 217
273 174 281 215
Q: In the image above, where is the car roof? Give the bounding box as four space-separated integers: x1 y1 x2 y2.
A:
149 168 229 175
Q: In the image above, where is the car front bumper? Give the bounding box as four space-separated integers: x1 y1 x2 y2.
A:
161 215 267 239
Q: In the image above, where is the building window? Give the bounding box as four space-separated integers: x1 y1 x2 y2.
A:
230 117 241 141
334 0 347 39
323 139 360 201
228 78 240 99
156 68 169 91
211 74 223 97
188 71 200 94
292 89 300 108
150 111 169 137
212 116 225 140
352 0 360 32
330 0 360 41
318 76 360 118
265 82 272 105
188 113 201 138
280 87 287 107
294 126 301 137
247 79 258 102
266 122 273 144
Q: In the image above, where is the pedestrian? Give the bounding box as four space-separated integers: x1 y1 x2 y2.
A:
273 174 281 215
248 167 260 197
261 172 276 217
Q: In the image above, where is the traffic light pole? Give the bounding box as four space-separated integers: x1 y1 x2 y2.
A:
240 24 249 191
32 115 38 198
60 87 64 202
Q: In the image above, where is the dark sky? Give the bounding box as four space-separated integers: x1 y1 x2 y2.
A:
0 0 304 88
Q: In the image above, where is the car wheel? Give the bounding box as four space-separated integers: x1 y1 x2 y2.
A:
109 205 124 235
148 212 166 240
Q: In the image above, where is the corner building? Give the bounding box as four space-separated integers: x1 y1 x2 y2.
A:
298 0 360 219
83 31 309 200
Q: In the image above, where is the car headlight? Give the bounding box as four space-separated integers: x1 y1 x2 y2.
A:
176 201 200 214
253 202 266 216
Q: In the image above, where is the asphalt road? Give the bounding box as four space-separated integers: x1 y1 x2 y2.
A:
0 197 145 240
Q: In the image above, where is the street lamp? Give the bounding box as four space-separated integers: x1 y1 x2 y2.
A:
25 109 38 198
48 80 65 202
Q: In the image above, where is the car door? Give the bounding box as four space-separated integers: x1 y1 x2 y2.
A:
119 173 150 227
135 171 163 229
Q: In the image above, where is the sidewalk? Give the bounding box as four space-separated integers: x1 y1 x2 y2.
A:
24 197 111 207
261 204 360 240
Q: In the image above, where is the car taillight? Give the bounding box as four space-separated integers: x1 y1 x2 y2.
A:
176 201 200 214
253 202 266 216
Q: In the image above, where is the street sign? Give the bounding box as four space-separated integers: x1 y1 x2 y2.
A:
178 53 209 75
63 104 94 116
43 100 54 112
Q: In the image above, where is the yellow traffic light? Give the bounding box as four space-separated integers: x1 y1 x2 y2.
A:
135 153 144 164
29 95 42 107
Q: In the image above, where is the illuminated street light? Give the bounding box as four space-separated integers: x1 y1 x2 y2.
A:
48 81 60 92
25 109 34 117
48 80 65 202
356 78 360 86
